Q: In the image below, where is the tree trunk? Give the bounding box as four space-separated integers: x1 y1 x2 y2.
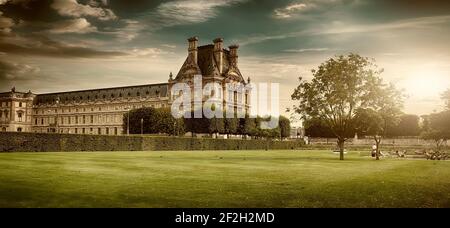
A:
338 139 345 160
374 136 382 160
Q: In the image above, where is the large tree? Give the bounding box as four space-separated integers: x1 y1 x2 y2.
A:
279 115 291 140
292 53 396 160
387 114 420 137
354 82 403 160
421 111 450 153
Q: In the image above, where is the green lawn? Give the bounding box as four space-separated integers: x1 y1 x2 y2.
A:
0 150 449 208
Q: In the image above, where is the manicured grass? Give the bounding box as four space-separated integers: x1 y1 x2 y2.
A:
0 150 449 208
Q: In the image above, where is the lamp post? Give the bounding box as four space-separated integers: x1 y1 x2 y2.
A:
55 97 60 134
140 118 143 136
173 120 176 136
125 107 130 136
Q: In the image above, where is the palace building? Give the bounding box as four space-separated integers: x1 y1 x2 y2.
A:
0 37 251 135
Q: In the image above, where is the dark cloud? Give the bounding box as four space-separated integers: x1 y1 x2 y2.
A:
0 59 39 81
0 0 60 22
0 34 127 58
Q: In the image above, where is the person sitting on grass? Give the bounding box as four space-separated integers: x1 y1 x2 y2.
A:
371 144 377 157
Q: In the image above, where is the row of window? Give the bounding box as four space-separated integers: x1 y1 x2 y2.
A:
44 90 162 104
34 115 121 126
0 102 10 107
1 127 22 132
43 127 120 135
0 102 24 107
34 103 165 115
0 111 23 122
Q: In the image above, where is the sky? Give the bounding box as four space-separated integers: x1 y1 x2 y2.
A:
1 0 450 120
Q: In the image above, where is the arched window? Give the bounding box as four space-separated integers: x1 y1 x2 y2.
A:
17 112 23 122
1 127 6 132
17 127 22 132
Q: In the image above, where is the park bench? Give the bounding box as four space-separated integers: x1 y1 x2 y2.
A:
332 149 347 154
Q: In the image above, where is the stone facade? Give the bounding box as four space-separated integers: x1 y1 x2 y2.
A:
169 37 251 115
0 37 250 135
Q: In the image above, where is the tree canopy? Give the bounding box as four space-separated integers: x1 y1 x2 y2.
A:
292 53 402 160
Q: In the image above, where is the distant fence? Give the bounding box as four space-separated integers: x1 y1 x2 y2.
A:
0 132 304 152
308 137 448 147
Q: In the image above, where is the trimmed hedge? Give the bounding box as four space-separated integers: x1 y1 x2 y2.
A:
0 132 304 152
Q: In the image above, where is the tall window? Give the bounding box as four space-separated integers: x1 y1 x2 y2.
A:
83 115 86 124
98 128 101 135
90 115 94 124
19 102 22 107
18 112 23 122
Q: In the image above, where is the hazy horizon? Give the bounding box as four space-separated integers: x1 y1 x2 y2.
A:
1 0 449 118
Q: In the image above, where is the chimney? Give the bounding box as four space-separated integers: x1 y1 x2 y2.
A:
229 44 239 66
188 36 199 64
213 38 224 74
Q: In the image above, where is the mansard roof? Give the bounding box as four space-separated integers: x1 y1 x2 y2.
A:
34 83 168 106
176 44 243 81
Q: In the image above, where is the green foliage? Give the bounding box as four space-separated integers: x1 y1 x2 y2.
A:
421 110 450 151
279 115 291 139
387 114 421 137
304 117 336 138
224 116 239 136
242 115 256 137
123 107 290 140
209 116 225 135
123 107 185 136
291 53 403 160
